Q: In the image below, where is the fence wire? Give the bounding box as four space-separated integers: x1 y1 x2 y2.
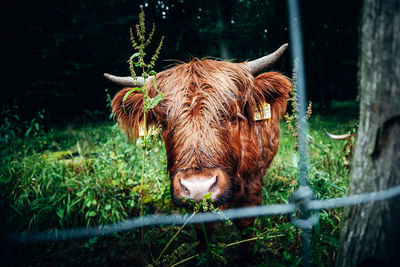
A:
5 184 400 244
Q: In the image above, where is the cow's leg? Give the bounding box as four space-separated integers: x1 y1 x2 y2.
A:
194 202 229 253
233 217 257 255
233 185 263 260
194 222 215 253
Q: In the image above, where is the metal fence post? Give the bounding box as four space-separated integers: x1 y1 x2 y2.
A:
287 0 314 266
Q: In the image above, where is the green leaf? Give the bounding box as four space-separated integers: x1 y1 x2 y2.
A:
87 211 97 217
153 72 158 91
203 192 212 200
56 209 64 219
148 70 156 75
147 93 164 110
76 190 85 197
25 128 32 137
122 88 140 114
122 88 140 102
89 237 98 244
131 52 140 59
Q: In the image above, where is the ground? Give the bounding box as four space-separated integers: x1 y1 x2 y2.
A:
0 100 358 266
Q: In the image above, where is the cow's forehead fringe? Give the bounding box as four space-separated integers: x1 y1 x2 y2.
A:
147 59 254 170
153 59 253 121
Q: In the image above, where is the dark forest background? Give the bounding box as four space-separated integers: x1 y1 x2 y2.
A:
1 0 361 124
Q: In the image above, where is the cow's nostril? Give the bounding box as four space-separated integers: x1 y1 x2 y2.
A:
180 179 190 195
209 176 218 191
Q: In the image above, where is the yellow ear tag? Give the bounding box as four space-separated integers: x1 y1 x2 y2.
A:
254 102 271 121
138 123 159 137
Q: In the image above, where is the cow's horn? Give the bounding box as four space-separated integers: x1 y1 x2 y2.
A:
323 129 352 140
245 43 289 75
103 73 152 87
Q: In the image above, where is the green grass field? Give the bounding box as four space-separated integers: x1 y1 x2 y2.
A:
0 101 358 266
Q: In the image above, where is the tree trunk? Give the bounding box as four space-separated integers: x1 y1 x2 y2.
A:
336 0 400 266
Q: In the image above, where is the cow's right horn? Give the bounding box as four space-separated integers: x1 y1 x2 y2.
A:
324 129 352 140
103 73 152 87
244 43 289 75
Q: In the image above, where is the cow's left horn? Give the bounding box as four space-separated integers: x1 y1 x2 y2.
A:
103 73 152 87
245 43 289 75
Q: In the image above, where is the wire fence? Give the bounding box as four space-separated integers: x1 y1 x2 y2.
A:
3 0 400 266
6 184 400 245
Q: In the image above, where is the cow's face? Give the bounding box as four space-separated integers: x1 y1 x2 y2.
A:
157 60 257 206
111 59 290 206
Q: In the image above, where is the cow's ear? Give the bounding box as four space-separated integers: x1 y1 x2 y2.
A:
111 88 156 141
252 72 291 120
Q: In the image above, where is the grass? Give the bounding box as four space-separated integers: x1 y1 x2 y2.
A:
0 100 358 266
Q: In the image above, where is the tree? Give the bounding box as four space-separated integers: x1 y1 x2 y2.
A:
336 0 400 266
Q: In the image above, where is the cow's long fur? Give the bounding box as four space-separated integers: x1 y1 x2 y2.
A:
112 59 291 254
112 59 290 203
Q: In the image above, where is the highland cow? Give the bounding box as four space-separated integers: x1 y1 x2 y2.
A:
105 44 291 254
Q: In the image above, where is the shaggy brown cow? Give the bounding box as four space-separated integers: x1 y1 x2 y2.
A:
105 44 291 255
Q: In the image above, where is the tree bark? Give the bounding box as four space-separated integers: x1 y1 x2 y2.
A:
336 0 400 266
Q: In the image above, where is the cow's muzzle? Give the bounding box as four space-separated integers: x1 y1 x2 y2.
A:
172 168 230 204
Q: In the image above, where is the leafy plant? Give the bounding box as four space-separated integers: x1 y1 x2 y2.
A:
121 8 165 261
284 59 313 149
